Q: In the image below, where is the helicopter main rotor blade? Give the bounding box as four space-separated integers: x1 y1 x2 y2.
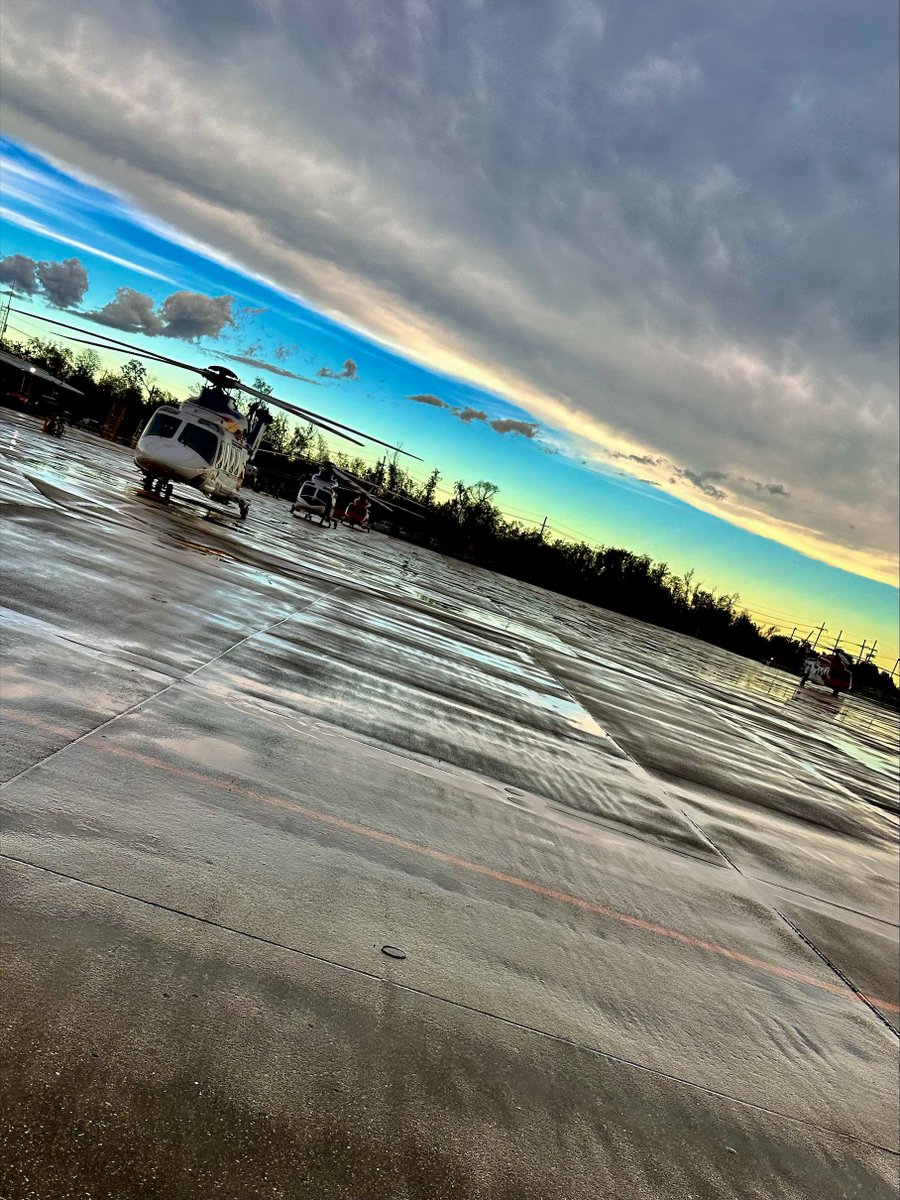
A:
28 330 369 448
14 307 422 459
10 308 209 377
230 378 422 461
26 327 199 375
329 465 425 518
331 464 429 508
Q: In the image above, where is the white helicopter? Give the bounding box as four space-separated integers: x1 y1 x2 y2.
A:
16 311 421 521
291 462 428 530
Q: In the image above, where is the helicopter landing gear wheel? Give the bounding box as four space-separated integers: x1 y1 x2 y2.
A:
238 498 250 521
163 483 173 503
141 474 153 493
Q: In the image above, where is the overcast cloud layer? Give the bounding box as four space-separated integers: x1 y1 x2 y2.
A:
1 0 897 581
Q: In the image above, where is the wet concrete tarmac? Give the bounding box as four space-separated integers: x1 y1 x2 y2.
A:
1 409 898 1198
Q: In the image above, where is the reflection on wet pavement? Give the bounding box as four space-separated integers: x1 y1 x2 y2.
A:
1 410 898 1199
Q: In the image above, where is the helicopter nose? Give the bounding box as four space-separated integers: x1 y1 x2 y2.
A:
135 437 210 480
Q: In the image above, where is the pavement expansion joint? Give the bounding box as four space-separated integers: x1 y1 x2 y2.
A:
755 879 900 929
774 908 899 1036
3 852 897 1158
678 808 900 1032
3 700 896 1021
0 586 343 793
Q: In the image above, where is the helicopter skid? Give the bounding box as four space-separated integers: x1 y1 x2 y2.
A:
136 481 245 524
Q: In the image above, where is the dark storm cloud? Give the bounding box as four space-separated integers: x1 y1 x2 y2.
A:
0 0 896 573
317 358 358 380
408 393 450 408
0 253 38 293
87 286 234 340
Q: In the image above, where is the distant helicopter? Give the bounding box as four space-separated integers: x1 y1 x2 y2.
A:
13 310 421 521
291 462 426 530
799 647 854 697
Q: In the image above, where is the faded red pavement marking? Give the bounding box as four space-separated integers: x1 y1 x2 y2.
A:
2 706 898 1015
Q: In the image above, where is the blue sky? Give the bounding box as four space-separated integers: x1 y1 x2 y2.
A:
0 0 896 667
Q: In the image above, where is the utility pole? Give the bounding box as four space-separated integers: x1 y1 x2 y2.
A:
811 623 825 650
539 516 548 538
0 291 12 342
865 641 877 664
833 629 842 651
858 640 867 662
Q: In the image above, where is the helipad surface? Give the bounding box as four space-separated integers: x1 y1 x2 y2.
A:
1 410 898 1199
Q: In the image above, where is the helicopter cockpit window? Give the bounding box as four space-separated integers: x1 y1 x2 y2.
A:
178 423 218 464
145 412 181 439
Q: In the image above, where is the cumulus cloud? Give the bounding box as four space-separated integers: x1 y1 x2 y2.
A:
406 395 540 437
408 393 450 408
0 253 38 293
0 0 896 580
35 257 89 307
0 251 88 305
489 418 540 438
89 286 164 334
455 407 487 424
158 290 233 339
317 358 358 380
86 286 233 340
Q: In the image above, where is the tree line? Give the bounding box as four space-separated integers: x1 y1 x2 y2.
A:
5 332 897 707
254 423 899 709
